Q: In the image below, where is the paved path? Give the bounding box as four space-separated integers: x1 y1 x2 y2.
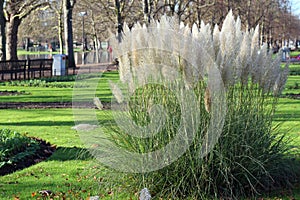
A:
71 63 118 74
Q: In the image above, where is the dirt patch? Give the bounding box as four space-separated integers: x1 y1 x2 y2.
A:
285 94 300 100
0 138 56 176
0 102 111 109
0 90 29 96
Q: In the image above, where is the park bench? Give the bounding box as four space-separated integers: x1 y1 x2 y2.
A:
27 59 53 79
0 60 27 81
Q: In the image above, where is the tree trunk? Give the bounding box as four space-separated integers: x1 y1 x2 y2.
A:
91 13 100 63
115 0 123 42
56 2 64 55
246 0 252 30
6 17 21 61
63 0 76 68
58 9 64 54
144 0 149 23
0 0 6 61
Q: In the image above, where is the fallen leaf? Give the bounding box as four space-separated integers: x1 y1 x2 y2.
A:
39 190 53 196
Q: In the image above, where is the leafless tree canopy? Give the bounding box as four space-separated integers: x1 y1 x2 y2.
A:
1 0 300 60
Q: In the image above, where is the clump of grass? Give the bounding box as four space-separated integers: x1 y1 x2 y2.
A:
97 11 299 199
106 80 298 199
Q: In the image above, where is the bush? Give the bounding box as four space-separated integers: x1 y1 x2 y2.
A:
0 129 40 170
2 79 88 88
106 82 298 199
91 11 299 199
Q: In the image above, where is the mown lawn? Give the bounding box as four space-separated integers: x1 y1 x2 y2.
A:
0 71 299 199
0 108 132 199
283 75 300 95
0 72 118 103
290 51 300 57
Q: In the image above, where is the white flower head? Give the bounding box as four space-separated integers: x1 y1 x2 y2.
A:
109 80 124 104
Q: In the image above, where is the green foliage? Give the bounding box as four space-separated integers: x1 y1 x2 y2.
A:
105 80 299 199
0 129 40 169
0 73 103 88
102 12 299 199
0 76 298 199
1 79 83 88
17 50 60 56
289 64 300 76
40 73 101 82
288 82 299 90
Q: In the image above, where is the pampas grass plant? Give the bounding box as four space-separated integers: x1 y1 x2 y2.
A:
98 11 298 199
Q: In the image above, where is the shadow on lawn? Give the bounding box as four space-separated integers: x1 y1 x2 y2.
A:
0 120 75 127
48 146 93 161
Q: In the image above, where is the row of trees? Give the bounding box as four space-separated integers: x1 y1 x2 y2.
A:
0 0 76 67
69 0 300 51
1 0 300 66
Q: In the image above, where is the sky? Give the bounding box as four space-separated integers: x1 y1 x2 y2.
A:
290 0 300 16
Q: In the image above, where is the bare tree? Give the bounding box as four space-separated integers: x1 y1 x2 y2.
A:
4 0 49 60
49 0 64 54
0 0 5 60
63 0 76 68
18 8 58 50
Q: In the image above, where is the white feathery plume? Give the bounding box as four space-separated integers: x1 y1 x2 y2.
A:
93 97 104 110
109 81 124 104
179 21 185 29
192 23 199 39
200 21 214 58
250 25 260 57
220 10 235 56
238 32 251 84
269 51 283 87
261 55 274 92
213 24 220 59
218 13 236 86
235 16 242 38
111 11 288 96
273 63 289 95
123 22 130 33
251 50 263 85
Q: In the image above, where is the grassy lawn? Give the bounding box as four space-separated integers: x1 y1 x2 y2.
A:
274 98 300 145
0 72 118 103
17 49 59 56
290 50 300 57
0 109 130 199
284 75 300 94
289 65 300 76
0 108 133 199
0 71 299 199
0 109 79 147
0 154 101 199
0 87 73 103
